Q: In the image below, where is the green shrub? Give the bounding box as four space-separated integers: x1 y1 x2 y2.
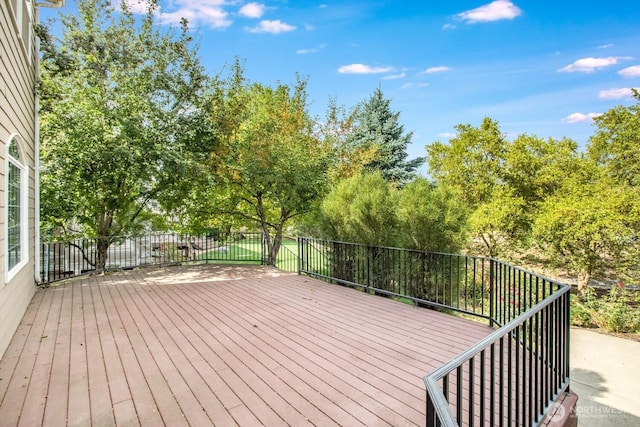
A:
572 286 640 333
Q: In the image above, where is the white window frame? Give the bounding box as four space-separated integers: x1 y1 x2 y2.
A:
5 134 29 283
8 0 34 64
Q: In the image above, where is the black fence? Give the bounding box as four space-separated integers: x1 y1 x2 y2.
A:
298 237 570 426
40 232 265 284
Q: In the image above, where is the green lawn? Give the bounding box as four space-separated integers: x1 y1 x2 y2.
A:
197 238 263 263
195 237 301 271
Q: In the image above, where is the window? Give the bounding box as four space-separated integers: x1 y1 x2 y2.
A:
8 0 34 62
6 135 29 280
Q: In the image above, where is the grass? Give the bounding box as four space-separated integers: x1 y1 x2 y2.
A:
194 237 300 271
197 238 263 262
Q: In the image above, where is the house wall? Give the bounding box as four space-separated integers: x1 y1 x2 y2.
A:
0 0 38 358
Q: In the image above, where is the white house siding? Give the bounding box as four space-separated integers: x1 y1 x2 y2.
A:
0 0 38 358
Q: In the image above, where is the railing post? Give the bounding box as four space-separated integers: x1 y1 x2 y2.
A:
366 244 371 292
297 237 302 275
426 392 436 427
489 258 495 327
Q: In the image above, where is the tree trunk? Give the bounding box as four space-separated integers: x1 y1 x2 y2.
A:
267 232 282 266
577 272 591 293
264 213 286 267
96 236 110 273
96 212 114 273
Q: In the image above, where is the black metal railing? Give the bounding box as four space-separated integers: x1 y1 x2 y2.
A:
298 237 570 426
40 232 265 284
274 237 299 273
424 286 570 426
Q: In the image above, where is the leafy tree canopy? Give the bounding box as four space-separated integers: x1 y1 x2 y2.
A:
397 179 468 253
426 117 506 210
39 0 208 269
588 89 640 188
319 172 399 246
532 173 640 290
39 0 207 235
191 67 332 265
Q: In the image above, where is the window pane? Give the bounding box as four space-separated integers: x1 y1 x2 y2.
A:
7 161 21 270
8 142 20 160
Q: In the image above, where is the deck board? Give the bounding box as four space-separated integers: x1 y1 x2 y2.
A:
0 265 493 426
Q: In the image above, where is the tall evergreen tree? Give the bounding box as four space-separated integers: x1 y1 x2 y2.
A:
346 88 423 184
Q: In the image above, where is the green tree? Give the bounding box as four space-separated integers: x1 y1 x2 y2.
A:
346 88 423 184
532 174 640 291
201 75 331 265
533 93 640 290
588 90 640 188
467 186 526 257
396 179 468 253
39 0 208 269
319 172 399 246
426 119 581 256
426 118 514 255
315 98 379 183
503 135 579 207
426 117 506 210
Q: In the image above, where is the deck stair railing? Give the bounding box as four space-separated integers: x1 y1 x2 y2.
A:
297 237 571 427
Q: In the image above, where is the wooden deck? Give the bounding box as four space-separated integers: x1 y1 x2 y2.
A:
0 265 493 426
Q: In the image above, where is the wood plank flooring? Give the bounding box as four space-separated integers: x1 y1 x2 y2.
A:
0 265 493 426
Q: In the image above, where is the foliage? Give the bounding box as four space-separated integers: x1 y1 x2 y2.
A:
316 98 378 183
530 95 640 289
503 135 579 208
467 186 527 257
572 286 640 333
531 174 640 290
396 179 468 253
39 0 207 268
198 69 332 265
426 118 582 256
318 172 399 246
427 117 506 210
588 89 640 188
345 88 423 184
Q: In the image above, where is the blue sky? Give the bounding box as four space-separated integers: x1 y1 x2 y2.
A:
43 1 640 163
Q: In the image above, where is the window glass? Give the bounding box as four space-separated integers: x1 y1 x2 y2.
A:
6 137 27 276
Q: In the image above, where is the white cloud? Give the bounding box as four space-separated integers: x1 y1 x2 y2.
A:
400 82 429 89
156 0 232 29
597 43 614 49
457 1 522 23
619 65 640 78
558 56 628 73
598 88 636 99
438 132 457 139
120 0 150 14
562 112 601 124
422 66 450 74
239 2 265 18
338 64 394 74
246 20 296 33
296 44 326 54
382 72 406 80
442 23 456 30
